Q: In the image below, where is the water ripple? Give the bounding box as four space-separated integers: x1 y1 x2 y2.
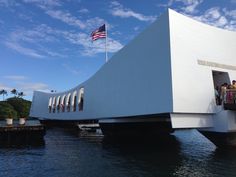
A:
0 128 236 177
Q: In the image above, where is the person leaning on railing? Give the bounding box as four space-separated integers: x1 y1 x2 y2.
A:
226 80 236 104
230 80 236 89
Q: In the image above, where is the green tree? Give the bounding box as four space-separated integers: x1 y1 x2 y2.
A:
11 89 18 97
18 92 25 98
0 89 7 101
6 97 31 118
0 102 17 119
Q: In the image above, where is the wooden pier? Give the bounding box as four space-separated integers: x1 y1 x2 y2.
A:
0 120 45 146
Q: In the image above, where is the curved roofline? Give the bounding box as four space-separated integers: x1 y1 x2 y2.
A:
35 8 236 96
38 10 170 96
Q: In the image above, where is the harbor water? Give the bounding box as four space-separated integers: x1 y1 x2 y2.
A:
1 126 236 177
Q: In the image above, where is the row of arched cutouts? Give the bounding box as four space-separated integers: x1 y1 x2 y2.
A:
48 87 84 113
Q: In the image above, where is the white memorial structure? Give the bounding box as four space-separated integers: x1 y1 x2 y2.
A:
30 9 236 147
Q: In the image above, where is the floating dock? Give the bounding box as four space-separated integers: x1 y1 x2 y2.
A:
78 123 100 132
0 120 45 146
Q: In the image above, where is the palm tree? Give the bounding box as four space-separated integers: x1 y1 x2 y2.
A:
0 89 8 101
11 88 18 97
18 92 25 98
0 90 3 100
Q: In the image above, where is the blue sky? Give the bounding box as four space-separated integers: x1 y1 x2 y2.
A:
0 0 236 100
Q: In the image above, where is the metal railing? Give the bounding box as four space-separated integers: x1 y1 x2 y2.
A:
224 89 236 104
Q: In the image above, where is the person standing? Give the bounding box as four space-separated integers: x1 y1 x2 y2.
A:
220 83 228 104
232 80 236 89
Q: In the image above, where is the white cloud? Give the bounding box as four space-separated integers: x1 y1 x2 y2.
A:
5 25 66 59
162 2 236 31
84 37 123 56
204 7 221 19
39 8 107 31
18 13 33 22
11 26 56 43
17 82 50 96
18 82 49 91
191 7 236 31
60 31 123 56
78 8 89 14
0 83 13 91
0 81 49 99
0 0 9 6
25 25 123 56
224 9 236 20
5 41 45 58
45 10 86 29
24 0 97 30
85 17 108 31
23 0 109 31
110 1 120 7
231 0 236 3
5 21 123 59
164 0 236 31
225 21 236 31
44 50 66 58
110 1 156 22
178 0 203 14
23 0 61 8
3 75 28 81
217 16 228 26
163 0 203 14
0 0 18 7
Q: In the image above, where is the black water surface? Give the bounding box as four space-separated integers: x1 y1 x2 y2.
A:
0 127 236 177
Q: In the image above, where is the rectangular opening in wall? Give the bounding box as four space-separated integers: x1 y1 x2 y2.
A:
78 87 84 111
212 70 230 105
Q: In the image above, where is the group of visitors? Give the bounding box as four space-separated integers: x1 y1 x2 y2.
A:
215 80 236 105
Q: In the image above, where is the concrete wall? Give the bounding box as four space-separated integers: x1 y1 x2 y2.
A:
30 10 173 120
169 9 236 114
30 9 236 123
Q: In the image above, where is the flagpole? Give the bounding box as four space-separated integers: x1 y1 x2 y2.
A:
105 24 108 63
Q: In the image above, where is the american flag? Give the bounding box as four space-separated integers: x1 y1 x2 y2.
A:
91 24 106 41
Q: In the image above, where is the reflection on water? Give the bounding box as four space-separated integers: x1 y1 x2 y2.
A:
101 134 182 177
0 128 236 177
